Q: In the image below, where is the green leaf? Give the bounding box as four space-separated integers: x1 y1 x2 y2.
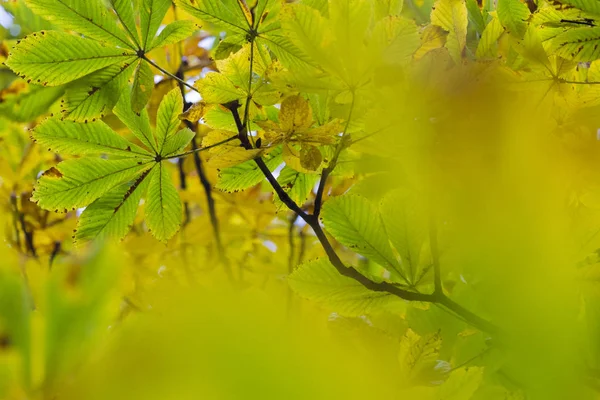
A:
156 88 184 153
288 258 404 317
161 128 196 157
109 0 141 48
476 14 504 59
0 85 63 122
75 171 152 243
31 118 151 157
31 89 191 243
274 166 319 211
32 158 152 211
321 194 406 281
131 59 155 114
140 0 172 50
5 31 135 86
62 60 136 122
431 0 468 63
380 190 428 285
114 94 157 153
175 0 250 36
280 4 336 73
554 0 600 17
373 16 420 65
216 146 283 192
195 72 242 104
497 0 530 39
551 27 600 61
150 20 198 50
24 0 134 49
145 162 183 242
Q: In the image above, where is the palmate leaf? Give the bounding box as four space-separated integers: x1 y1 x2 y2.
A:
176 0 314 73
195 43 280 108
31 88 195 243
5 0 197 121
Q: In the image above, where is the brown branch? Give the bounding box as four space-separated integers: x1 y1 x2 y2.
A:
223 101 501 335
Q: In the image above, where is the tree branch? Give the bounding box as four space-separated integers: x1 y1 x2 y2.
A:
175 66 233 282
223 101 499 333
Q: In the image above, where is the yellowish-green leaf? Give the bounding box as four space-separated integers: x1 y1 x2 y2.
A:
288 258 404 317
321 194 406 281
156 88 183 153
24 0 134 49
380 190 428 285
415 24 448 60
431 0 468 64
150 20 198 50
32 158 152 211
216 145 283 192
203 129 263 168
5 31 135 86
32 118 150 157
476 14 504 59
398 329 444 386
131 60 154 114
109 0 141 48
497 0 530 39
274 166 319 211
161 128 196 157
114 93 157 154
140 0 171 50
144 162 183 242
175 0 250 36
62 60 136 122
75 171 151 243
551 27 600 61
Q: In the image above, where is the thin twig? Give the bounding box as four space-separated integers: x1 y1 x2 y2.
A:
163 135 238 159
314 95 355 217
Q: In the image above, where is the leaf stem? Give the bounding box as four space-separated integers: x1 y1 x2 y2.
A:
143 55 199 93
163 135 238 160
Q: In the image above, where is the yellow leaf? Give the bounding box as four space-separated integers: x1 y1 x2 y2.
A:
415 25 448 61
279 95 313 132
299 144 322 171
179 102 207 122
431 0 468 64
202 129 263 168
